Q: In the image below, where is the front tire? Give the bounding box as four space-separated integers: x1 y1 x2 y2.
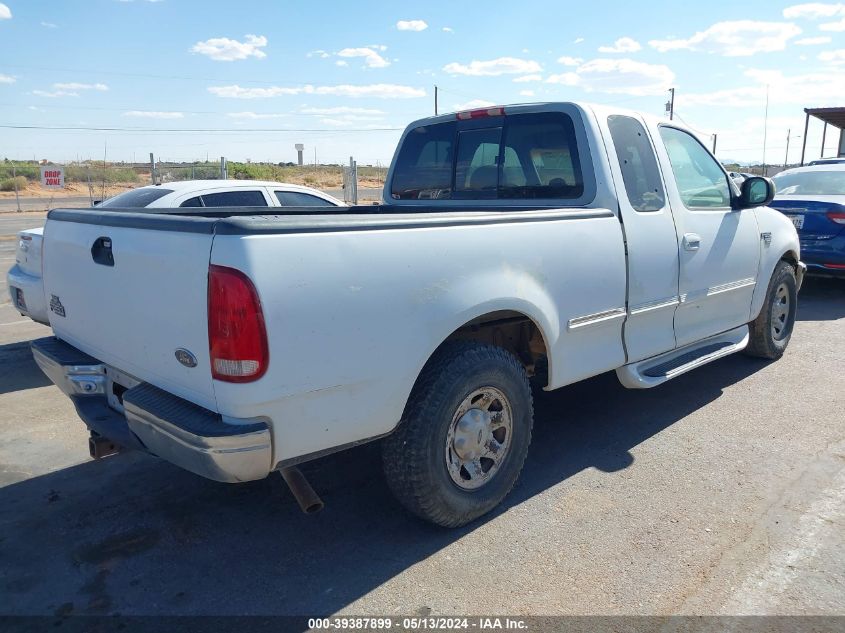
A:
745 260 797 359
382 341 533 527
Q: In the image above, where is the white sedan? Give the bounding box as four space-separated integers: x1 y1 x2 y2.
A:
7 180 344 324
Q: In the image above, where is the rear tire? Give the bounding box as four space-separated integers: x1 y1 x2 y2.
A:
745 261 797 359
382 341 533 527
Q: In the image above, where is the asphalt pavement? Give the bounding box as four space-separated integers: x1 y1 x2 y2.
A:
0 212 843 617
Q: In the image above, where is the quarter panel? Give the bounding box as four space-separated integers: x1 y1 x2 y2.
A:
210 213 627 462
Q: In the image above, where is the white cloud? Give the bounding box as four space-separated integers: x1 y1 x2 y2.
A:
301 106 385 115
519 90 535 97
307 50 330 59
820 17 845 29
0 74 15 84
678 67 845 107
208 85 302 98
443 57 542 76
191 34 268 62
546 72 581 86
41 21 58 28
783 3 845 29
547 58 675 95
513 74 543 83
452 99 497 111
337 47 390 68
0 3 11 19
123 111 184 119
783 2 845 18
442 27 453 33
574 37 585 44
795 35 832 44
649 21 801 56
226 111 288 119
336 60 348 67
396 20 428 31
557 56 583 66
208 83 425 99
32 90 79 98
819 48 845 63
598 37 642 53
54 82 108 91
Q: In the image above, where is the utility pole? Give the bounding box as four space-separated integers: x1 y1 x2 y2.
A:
784 129 791 168
666 88 675 120
762 84 769 176
149 152 156 185
434 85 438 116
12 164 21 212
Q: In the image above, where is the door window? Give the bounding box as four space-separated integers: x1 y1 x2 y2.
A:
275 191 334 206
200 190 268 207
608 115 665 212
659 126 730 209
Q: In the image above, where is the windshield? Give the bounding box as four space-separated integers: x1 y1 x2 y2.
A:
99 187 174 208
772 170 845 196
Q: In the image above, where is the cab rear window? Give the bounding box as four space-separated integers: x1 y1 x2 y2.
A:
390 112 586 201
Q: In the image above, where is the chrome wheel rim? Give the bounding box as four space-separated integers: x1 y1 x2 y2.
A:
771 283 791 340
445 387 513 490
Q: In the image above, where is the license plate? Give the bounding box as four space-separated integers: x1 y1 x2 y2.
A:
786 214 804 229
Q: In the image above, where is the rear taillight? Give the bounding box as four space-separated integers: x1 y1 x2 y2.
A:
826 211 845 225
208 265 269 383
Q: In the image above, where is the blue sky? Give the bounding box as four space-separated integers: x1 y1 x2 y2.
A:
1 0 844 165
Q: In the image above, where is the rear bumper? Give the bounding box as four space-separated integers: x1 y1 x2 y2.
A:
6 265 49 325
31 337 272 483
800 234 845 277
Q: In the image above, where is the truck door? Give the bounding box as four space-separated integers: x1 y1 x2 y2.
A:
653 125 760 347
603 113 680 362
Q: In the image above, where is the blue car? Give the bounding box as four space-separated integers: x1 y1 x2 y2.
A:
770 165 845 278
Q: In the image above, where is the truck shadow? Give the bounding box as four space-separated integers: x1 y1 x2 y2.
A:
0 353 769 617
797 277 845 322
0 341 51 395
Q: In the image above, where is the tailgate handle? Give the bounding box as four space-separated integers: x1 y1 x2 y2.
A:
91 236 115 267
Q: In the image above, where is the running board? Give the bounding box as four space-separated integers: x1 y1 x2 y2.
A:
616 325 749 389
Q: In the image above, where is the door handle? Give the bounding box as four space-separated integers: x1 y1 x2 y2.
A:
683 233 701 251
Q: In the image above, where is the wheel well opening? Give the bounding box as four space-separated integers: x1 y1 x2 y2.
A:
443 311 549 380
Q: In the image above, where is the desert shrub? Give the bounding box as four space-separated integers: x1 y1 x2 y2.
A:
0 176 28 191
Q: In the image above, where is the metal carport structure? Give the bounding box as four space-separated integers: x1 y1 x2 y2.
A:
800 107 845 165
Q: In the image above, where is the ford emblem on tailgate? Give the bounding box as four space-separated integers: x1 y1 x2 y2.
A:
175 348 198 368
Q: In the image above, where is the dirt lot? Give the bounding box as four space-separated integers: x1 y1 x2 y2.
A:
0 212 843 617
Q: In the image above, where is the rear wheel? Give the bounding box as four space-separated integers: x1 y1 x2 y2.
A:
745 261 797 359
382 341 533 527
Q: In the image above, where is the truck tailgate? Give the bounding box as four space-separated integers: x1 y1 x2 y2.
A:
42 215 217 411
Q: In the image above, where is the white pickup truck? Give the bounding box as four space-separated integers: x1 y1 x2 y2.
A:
32 102 803 527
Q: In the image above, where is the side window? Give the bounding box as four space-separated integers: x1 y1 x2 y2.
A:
607 115 666 212
500 112 584 199
659 126 730 209
179 196 204 208
201 190 268 207
390 122 455 200
275 191 333 207
454 128 502 196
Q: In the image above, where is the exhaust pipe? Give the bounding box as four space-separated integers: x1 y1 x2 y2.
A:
89 432 121 459
279 466 324 514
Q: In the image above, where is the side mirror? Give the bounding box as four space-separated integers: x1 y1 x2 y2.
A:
738 176 775 209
